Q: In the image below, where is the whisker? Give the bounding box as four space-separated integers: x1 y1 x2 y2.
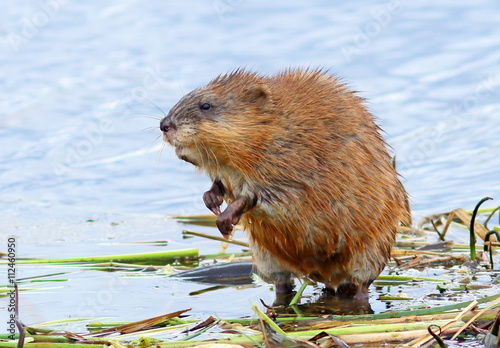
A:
145 133 162 154
217 139 239 168
138 95 168 118
131 114 163 121
193 139 208 170
157 141 166 164
201 142 215 171
141 126 161 134
149 134 162 148
205 143 221 174
195 138 220 175
177 70 185 95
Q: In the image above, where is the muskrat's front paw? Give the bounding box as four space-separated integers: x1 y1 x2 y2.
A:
215 209 239 238
203 190 223 215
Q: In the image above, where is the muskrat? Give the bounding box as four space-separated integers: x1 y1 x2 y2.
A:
160 69 410 299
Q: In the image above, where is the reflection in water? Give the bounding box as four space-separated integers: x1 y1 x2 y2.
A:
274 290 373 316
176 261 375 314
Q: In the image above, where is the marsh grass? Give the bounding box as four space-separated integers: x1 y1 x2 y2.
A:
1 198 500 347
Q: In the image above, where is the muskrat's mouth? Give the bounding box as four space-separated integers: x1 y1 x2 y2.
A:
162 132 170 143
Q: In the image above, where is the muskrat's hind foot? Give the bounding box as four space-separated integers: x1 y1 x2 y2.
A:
322 283 370 299
273 290 296 306
335 283 370 300
275 281 294 294
273 280 295 306
353 284 370 301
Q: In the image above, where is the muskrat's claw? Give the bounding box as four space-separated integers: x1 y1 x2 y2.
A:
216 207 241 238
203 181 225 215
203 190 223 215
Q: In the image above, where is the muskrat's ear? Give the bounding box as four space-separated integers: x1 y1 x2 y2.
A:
241 84 269 104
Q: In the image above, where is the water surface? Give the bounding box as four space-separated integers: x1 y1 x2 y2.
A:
1 0 499 327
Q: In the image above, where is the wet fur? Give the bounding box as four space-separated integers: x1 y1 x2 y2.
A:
161 69 410 295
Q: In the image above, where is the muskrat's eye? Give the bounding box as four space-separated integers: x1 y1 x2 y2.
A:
200 103 211 111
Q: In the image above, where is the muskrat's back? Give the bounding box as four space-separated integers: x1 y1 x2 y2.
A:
160 69 410 298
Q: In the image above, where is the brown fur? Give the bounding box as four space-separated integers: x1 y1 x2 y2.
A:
161 68 410 296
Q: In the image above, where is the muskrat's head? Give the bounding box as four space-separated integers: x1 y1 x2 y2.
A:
160 70 273 170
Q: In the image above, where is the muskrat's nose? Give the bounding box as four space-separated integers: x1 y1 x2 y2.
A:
160 118 174 132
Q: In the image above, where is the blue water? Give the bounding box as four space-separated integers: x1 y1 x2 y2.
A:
1 0 499 328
